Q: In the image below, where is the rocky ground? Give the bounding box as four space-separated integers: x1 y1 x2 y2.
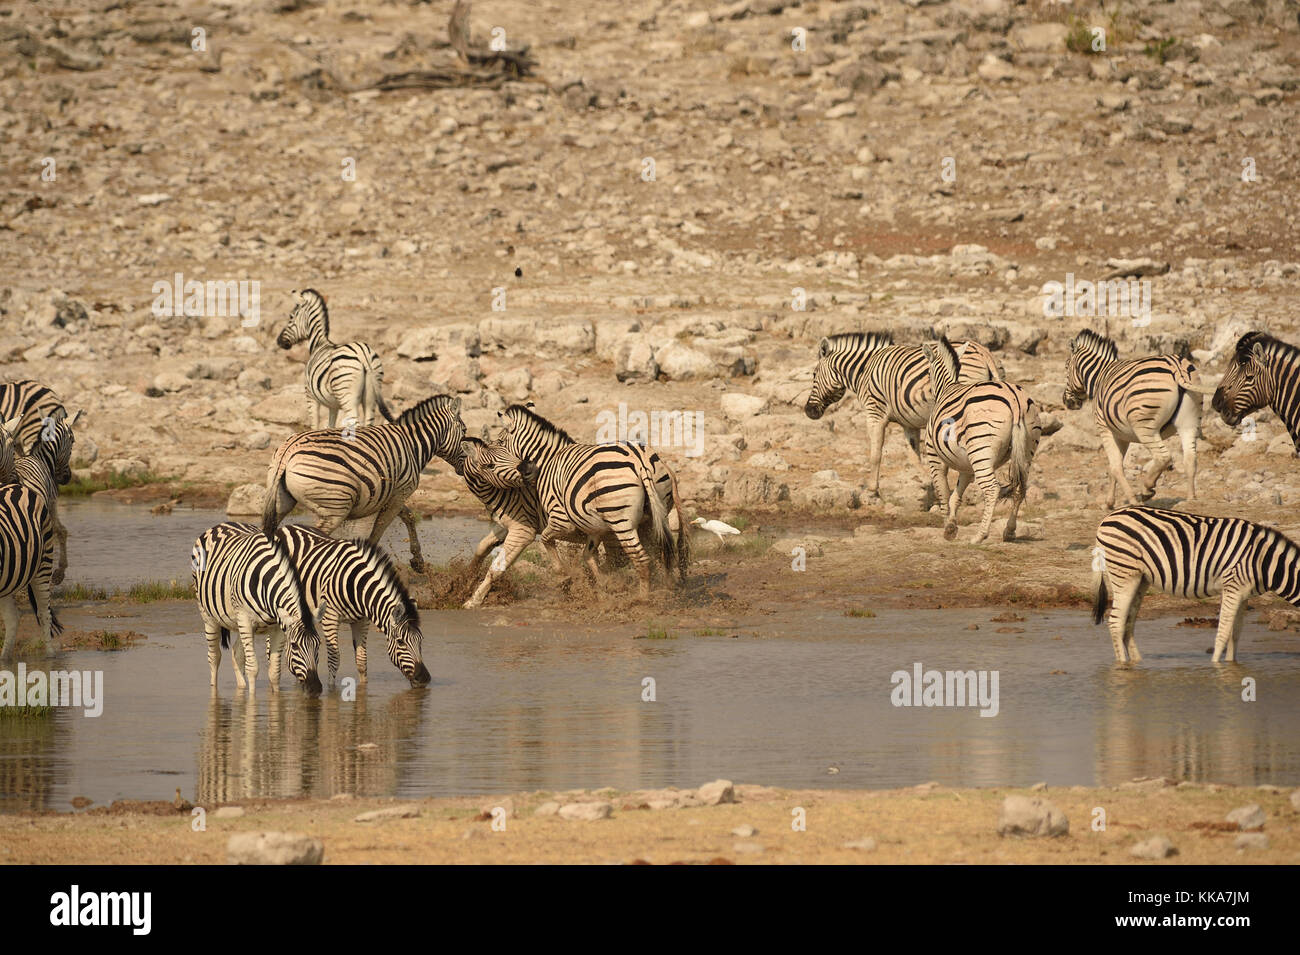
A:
3 0 1300 607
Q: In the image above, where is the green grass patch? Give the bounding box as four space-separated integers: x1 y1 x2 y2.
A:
61 470 173 497
125 580 192 602
844 608 876 619
693 627 726 636
0 704 52 719
1143 36 1177 64
637 622 675 640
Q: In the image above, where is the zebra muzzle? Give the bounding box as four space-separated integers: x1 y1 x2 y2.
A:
408 662 432 686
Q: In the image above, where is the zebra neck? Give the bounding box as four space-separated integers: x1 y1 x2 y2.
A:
1080 356 1112 397
305 323 331 351
518 429 570 462
1258 531 1300 605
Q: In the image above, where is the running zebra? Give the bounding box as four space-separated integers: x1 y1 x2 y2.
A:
262 395 467 570
276 289 392 429
1212 331 1300 453
14 409 80 585
803 332 1002 507
218 522 430 686
1092 505 1300 663
0 380 66 454
0 416 59 659
460 437 541 609
491 404 675 599
191 523 323 693
1063 329 1214 507
921 337 1040 543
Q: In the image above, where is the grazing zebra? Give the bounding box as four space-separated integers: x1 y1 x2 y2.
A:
803 332 1002 507
460 437 541 609
921 337 1041 543
276 289 392 429
14 409 81 586
218 522 430 686
0 416 59 659
491 404 675 599
1063 329 1214 507
1212 331 1300 453
262 395 467 570
191 523 323 693
1092 505 1300 663
0 380 66 454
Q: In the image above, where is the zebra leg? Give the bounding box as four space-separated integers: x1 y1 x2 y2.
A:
321 610 340 685
970 462 1001 544
467 526 508 576
1132 424 1173 500
1173 395 1200 500
904 427 935 511
582 540 604 583
1107 576 1141 662
1212 585 1247 663
53 512 68 586
945 471 970 542
352 620 368 683
30 565 55 655
312 513 349 537
1100 432 1137 507
204 622 222 688
1002 474 1026 542
1122 580 1147 662
1224 594 1249 663
237 621 259 691
228 632 248 690
465 524 531 609
267 628 284 691
612 532 652 600
864 405 888 499
0 595 19 661
397 505 425 572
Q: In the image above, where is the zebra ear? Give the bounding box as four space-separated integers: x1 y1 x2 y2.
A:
459 439 477 461
1 416 20 438
1251 341 1266 364
70 409 84 427
818 338 830 358
956 341 969 359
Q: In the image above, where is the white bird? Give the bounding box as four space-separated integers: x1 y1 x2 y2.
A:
692 518 741 543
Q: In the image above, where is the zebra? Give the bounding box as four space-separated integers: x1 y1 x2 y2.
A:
191 523 323 693
14 408 81 586
491 404 675 599
1211 331 1300 453
920 337 1040 543
0 380 66 454
1092 504 1300 663
276 289 392 429
216 521 430 686
1063 329 1215 507
803 332 1002 507
262 394 467 570
459 436 541 609
0 416 59 659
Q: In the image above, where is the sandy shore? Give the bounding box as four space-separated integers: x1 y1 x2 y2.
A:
3 782 1294 865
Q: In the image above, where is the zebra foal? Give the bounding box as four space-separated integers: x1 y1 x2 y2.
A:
1093 505 1300 663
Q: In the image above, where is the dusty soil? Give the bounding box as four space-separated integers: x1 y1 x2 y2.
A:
2 782 1294 864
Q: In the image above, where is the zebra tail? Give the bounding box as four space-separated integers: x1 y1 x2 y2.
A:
642 472 675 577
1008 402 1039 497
30 585 64 636
220 627 230 649
371 375 395 423
1092 565 1108 626
262 468 289 537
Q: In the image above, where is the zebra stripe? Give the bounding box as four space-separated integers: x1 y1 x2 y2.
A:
1092 504 1300 663
191 523 323 693
921 337 1040 544
277 289 392 428
804 331 1002 505
13 409 79 586
460 436 541 608
0 380 66 455
262 394 467 569
1212 331 1300 452
492 404 675 599
1064 329 1210 506
0 417 56 658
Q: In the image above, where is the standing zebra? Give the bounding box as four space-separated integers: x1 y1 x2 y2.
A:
262 395 467 569
1212 331 1300 453
1092 505 1300 663
803 332 1002 507
1063 329 1214 506
460 437 541 609
921 337 1040 543
276 289 392 429
14 408 81 586
0 416 59 659
191 523 323 693
491 404 675 599
217 522 430 686
0 380 66 454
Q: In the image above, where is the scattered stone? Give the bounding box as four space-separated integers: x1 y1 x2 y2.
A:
227 832 323 865
731 824 758 837
1234 832 1269 851
558 801 613 821
696 780 736 806
997 795 1069 838
1226 804 1266 831
1130 836 1178 860
843 836 877 851
214 806 245 819
353 805 420 822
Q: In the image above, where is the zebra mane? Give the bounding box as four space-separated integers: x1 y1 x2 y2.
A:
923 336 962 388
824 331 894 354
348 535 419 626
395 394 458 428
298 288 329 338
1071 328 1119 361
1234 331 1294 365
503 403 574 444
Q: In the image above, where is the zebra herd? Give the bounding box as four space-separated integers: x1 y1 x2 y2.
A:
3 299 1300 688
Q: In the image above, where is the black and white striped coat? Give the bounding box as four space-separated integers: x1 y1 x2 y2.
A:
492 404 675 599
1064 329 1213 506
0 416 58 659
191 523 323 693
1092 505 1300 663
921 337 1040 544
277 289 391 429
13 409 80 586
804 332 1002 506
460 436 541 608
262 395 467 569
1212 331 1300 453
0 380 66 455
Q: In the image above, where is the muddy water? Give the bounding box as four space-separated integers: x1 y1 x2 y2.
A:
2 505 1300 810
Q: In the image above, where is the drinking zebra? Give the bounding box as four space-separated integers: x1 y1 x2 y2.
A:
1063 329 1214 506
215 522 430 686
1212 331 1300 453
191 523 323 693
0 379 66 454
262 394 467 570
276 289 392 429
14 409 81 586
920 337 1040 543
0 416 59 659
459 436 541 609
491 404 675 599
803 332 1002 507
1092 505 1300 663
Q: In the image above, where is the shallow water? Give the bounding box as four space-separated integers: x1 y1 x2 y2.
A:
3 522 1300 811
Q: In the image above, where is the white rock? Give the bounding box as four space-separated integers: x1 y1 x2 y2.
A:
1129 836 1178 860
997 795 1069 837
720 392 769 419
1226 804 1266 831
227 832 323 865
558 801 612 821
226 483 265 517
353 805 420 822
696 779 735 806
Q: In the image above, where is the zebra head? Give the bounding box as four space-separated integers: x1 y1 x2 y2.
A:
804 332 892 419
461 437 537 489
495 403 573 463
1213 332 1275 427
37 408 81 486
277 289 329 350
1063 330 1118 410
384 606 430 686
0 415 20 484
269 531 323 694
920 337 961 394
395 395 468 475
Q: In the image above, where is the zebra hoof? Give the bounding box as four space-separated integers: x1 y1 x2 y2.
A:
943 523 958 541
409 558 425 573
1002 527 1017 542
